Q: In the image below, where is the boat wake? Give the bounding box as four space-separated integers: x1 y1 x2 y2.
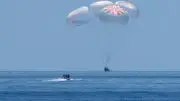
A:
43 78 83 82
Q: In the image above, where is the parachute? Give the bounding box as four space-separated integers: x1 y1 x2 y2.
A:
97 4 130 25
66 0 140 70
66 6 92 26
115 0 139 19
89 1 113 17
95 3 130 67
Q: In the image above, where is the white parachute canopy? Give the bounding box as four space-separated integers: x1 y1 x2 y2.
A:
97 4 130 25
89 1 113 17
115 0 139 19
66 6 92 26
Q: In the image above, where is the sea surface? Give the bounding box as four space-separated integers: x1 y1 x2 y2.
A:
0 71 180 101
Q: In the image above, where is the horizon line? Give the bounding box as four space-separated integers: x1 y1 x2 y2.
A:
0 70 180 72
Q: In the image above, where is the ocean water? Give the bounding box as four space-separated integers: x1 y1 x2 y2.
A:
0 71 180 101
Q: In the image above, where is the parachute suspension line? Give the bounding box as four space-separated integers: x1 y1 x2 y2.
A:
103 24 112 68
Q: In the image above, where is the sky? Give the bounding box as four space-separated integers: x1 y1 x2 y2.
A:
0 0 180 71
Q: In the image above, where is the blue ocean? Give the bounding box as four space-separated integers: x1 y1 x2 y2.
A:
0 71 180 101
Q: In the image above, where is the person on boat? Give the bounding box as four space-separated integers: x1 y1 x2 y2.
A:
62 74 71 80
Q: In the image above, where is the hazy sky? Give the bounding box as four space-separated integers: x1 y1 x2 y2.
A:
0 0 180 71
